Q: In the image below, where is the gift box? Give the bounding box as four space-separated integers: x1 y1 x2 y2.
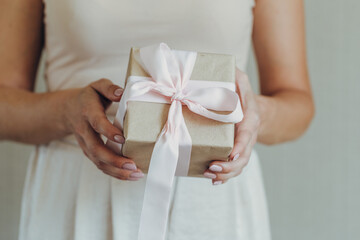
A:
120 47 237 177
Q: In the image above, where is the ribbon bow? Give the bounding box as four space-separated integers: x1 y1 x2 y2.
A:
108 43 243 240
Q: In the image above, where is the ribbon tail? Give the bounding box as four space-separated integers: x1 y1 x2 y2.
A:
175 114 192 176
137 101 183 240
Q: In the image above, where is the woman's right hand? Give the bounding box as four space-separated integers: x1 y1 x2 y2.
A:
64 78 144 181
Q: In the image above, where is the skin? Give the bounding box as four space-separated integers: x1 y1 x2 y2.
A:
205 0 314 184
0 0 314 184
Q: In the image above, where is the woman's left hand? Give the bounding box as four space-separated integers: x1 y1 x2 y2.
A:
203 68 261 185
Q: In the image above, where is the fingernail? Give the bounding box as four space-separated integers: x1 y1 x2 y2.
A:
114 88 123 96
209 165 222 172
213 181 223 185
114 135 125 143
232 153 240 161
203 172 217 179
122 163 137 171
130 172 144 178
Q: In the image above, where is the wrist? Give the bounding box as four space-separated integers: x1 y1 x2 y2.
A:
56 88 81 135
255 94 275 143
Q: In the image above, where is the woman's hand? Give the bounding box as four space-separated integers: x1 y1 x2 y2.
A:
65 78 144 181
203 69 261 185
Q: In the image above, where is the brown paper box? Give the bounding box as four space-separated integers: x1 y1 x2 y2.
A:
121 47 236 177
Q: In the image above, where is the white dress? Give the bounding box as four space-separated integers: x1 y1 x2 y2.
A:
18 0 271 239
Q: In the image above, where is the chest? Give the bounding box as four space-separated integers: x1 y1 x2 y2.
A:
44 0 254 56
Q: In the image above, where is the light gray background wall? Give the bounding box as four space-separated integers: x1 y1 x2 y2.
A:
1 0 359 239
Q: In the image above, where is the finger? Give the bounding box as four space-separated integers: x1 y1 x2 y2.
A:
212 157 248 180
80 123 139 171
203 156 248 185
229 128 252 161
230 109 260 160
235 69 254 106
74 134 91 159
86 108 125 143
203 168 233 186
206 143 253 184
99 162 144 181
208 156 245 174
235 70 260 127
90 78 124 102
206 154 248 178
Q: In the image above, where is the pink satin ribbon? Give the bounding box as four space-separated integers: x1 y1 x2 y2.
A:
107 43 243 240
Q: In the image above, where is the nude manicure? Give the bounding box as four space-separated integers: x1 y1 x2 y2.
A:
114 88 123 96
114 135 125 143
203 172 217 179
130 172 144 178
209 165 222 172
122 163 137 171
232 153 240 161
213 181 223 185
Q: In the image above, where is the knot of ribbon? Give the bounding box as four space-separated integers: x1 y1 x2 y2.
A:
171 91 185 102
107 43 243 240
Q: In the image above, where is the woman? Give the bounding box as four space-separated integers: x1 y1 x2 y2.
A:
0 0 314 239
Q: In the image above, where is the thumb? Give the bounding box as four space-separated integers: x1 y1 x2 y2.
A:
229 127 252 161
90 78 124 102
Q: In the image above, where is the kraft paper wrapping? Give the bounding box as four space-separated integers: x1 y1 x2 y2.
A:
121 48 236 177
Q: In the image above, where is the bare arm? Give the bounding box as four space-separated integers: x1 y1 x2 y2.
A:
0 0 143 181
0 0 67 143
253 0 315 144
205 0 315 184
0 0 115 144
